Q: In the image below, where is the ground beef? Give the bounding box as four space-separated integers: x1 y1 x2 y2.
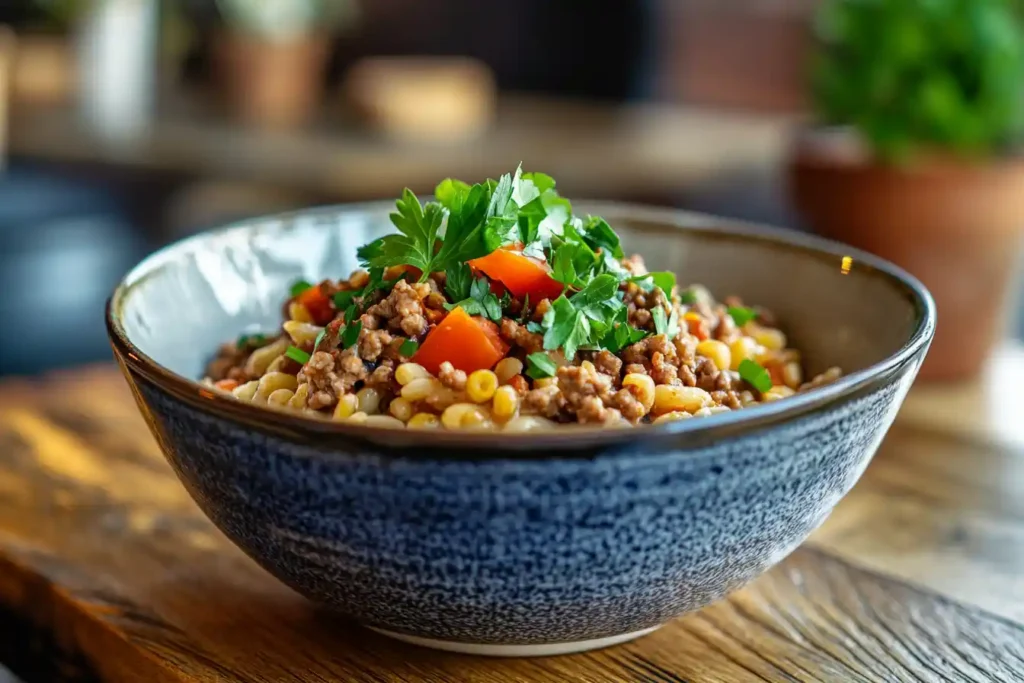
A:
694 357 731 393
366 360 395 389
622 281 669 331
612 388 646 423
438 361 467 391
358 326 393 362
367 280 431 338
205 342 250 382
301 347 370 410
711 390 742 410
593 350 623 379
499 318 544 354
713 306 738 342
523 384 565 418
650 352 678 385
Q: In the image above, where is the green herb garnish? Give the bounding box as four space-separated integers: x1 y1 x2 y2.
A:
678 288 697 305
581 216 623 259
738 359 773 393
540 274 624 360
446 277 503 322
344 304 359 325
526 352 558 379
399 339 419 356
285 346 311 365
728 306 758 327
341 321 362 349
313 328 327 350
333 290 356 310
601 322 648 354
445 263 473 301
236 333 267 349
289 280 313 297
653 306 681 338
650 272 676 296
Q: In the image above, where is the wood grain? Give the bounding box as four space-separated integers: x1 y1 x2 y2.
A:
1 366 1023 682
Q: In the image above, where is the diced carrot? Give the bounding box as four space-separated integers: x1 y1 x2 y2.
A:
214 379 239 392
684 312 709 341
414 306 509 375
469 247 564 301
297 285 335 326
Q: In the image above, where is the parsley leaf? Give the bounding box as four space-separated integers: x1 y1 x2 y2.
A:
649 272 676 295
739 359 773 393
728 306 758 326
285 346 311 364
678 288 697 305
522 171 555 194
434 181 499 266
290 280 313 297
446 277 503 322
399 339 419 356
236 332 267 349
313 328 327 350
652 305 681 338
601 322 647 353
550 243 577 287
333 290 356 310
526 352 558 379
653 306 668 335
341 321 362 349
358 189 444 276
541 295 595 360
582 217 624 259
445 263 473 301
573 274 621 321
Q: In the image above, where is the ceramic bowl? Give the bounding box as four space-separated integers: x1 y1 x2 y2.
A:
106 202 934 657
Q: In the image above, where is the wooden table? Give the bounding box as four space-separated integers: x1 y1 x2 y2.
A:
1 349 1023 682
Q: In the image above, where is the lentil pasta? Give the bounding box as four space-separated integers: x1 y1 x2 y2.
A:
203 168 842 429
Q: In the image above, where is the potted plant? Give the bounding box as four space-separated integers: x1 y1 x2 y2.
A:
213 0 356 129
788 0 1024 381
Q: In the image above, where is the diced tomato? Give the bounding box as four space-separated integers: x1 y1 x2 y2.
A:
297 285 335 326
469 247 564 301
413 306 509 375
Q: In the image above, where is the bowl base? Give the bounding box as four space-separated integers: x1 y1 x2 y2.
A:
366 625 661 657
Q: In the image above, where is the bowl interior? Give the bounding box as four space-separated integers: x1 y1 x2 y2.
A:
112 202 922 387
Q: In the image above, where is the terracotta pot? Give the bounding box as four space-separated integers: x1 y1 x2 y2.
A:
788 128 1024 381
213 32 328 129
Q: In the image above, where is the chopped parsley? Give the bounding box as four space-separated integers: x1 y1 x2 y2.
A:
341 321 362 349
446 277 503 322
728 306 758 327
236 332 267 349
526 352 558 379
333 289 356 310
652 306 680 338
678 288 698 305
313 328 327 350
445 262 473 301
285 346 310 364
738 359 773 393
289 280 313 297
399 339 419 356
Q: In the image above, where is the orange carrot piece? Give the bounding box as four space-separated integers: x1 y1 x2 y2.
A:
414 306 509 375
214 379 239 392
469 247 564 302
297 285 335 326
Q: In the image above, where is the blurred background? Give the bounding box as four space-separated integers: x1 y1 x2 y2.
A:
0 0 1021 379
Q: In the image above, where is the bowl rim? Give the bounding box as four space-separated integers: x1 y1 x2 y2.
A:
106 200 936 453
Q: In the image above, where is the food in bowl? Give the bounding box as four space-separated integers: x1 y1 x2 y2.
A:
203 168 842 429
108 192 934 655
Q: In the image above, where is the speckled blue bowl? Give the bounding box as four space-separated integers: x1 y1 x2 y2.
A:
106 202 934 656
